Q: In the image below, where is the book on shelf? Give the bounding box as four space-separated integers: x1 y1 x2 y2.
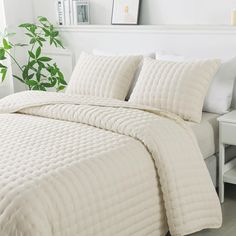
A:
56 0 89 26
56 0 65 25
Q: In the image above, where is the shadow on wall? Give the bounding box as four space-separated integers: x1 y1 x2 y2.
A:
139 0 162 25
89 1 113 24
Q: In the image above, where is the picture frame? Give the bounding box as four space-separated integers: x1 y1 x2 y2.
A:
72 0 90 25
111 0 141 25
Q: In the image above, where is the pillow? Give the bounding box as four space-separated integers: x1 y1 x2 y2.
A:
66 52 142 100
204 58 236 114
129 58 220 122
156 53 236 114
156 53 185 62
93 49 155 99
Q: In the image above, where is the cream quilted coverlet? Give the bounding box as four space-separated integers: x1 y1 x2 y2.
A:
0 92 222 236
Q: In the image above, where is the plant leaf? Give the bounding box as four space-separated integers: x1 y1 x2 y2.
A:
0 68 7 82
0 48 6 60
38 16 48 22
26 33 34 38
3 39 12 50
52 31 59 37
22 66 29 80
57 85 66 92
14 43 28 47
28 51 35 59
0 63 7 68
37 61 45 68
29 25 37 34
26 79 38 86
35 47 41 58
28 74 34 80
49 37 53 45
55 39 64 48
58 72 67 85
50 77 57 87
38 57 52 62
32 85 40 90
38 37 46 42
41 82 53 88
36 39 43 47
30 38 36 44
42 28 50 36
36 71 41 82
28 60 36 68
19 23 32 28
39 84 46 91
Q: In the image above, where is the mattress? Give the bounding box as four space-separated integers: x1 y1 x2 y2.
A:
187 112 220 159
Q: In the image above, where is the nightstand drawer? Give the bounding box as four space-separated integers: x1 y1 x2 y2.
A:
220 122 236 145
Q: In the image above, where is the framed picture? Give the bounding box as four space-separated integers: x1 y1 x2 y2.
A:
111 0 141 25
72 0 90 24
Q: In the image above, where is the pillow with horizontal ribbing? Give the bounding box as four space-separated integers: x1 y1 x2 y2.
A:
92 49 155 100
156 53 236 114
129 58 220 122
66 52 142 100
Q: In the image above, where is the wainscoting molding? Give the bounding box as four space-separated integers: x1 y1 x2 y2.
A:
55 24 236 87
59 24 236 35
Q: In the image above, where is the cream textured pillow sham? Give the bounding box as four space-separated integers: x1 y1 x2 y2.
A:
156 53 236 114
129 58 220 122
92 49 156 99
66 52 142 100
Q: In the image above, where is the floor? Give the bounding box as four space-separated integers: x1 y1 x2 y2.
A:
167 184 236 236
190 184 236 236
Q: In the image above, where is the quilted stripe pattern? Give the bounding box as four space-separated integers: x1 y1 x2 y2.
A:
66 52 142 100
129 58 220 122
0 114 167 235
0 92 222 236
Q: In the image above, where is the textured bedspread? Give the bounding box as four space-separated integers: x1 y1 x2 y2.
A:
0 91 222 236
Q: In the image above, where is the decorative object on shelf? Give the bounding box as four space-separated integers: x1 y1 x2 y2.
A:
112 0 140 25
57 0 89 25
57 0 66 25
72 0 90 24
0 16 67 92
231 9 236 26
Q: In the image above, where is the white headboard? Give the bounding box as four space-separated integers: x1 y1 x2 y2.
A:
55 24 236 107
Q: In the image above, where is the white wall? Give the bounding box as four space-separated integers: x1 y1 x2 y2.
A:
3 0 35 92
31 0 236 85
33 0 236 25
140 0 236 25
0 0 14 98
5 0 236 92
3 0 34 28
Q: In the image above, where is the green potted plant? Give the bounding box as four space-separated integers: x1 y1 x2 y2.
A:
0 16 67 91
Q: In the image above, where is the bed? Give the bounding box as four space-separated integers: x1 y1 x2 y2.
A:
0 91 222 236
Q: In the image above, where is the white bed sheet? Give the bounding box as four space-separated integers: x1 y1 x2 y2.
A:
187 113 220 159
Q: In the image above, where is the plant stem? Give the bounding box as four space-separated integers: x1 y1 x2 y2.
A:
5 50 23 72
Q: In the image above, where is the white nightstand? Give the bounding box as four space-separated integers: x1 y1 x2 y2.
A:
218 110 236 203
